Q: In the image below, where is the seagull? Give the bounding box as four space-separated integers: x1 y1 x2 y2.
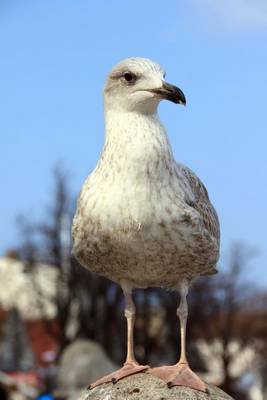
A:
72 57 220 392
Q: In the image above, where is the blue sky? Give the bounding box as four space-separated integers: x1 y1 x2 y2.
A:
1 0 267 286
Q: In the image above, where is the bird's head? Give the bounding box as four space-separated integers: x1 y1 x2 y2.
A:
104 57 186 114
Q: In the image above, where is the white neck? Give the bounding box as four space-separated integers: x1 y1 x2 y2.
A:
99 109 175 181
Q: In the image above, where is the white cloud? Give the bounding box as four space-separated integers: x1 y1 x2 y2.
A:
192 0 267 31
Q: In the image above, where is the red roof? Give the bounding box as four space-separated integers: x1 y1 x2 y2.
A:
0 307 60 368
26 320 60 365
0 308 7 322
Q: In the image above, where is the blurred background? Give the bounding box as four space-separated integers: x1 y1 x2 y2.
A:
0 1 267 399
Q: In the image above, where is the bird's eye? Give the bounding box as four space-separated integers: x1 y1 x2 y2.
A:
123 72 136 83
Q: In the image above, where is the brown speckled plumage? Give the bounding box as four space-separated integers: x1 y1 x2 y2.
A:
72 58 220 290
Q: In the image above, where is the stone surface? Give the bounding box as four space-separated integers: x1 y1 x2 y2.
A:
77 373 234 400
55 339 117 399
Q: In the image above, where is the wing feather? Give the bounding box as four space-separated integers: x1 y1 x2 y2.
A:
178 164 220 242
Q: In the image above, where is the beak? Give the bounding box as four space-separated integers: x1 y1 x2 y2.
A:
149 81 186 105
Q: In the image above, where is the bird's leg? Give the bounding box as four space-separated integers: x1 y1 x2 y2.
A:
177 283 189 364
124 285 137 364
150 282 206 392
89 284 148 389
169 283 205 390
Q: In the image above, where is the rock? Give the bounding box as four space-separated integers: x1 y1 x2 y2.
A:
77 373 234 400
55 339 117 399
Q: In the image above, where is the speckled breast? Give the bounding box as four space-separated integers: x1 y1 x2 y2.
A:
72 209 219 289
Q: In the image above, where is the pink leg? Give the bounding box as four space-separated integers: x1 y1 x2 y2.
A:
90 284 149 389
151 283 206 392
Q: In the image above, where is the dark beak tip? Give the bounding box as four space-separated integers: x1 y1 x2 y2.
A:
176 89 186 106
162 82 186 106
149 82 186 106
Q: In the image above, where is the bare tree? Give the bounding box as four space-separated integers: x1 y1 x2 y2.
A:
17 166 76 351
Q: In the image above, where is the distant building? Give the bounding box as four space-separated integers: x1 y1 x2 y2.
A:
0 255 59 395
0 255 58 320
